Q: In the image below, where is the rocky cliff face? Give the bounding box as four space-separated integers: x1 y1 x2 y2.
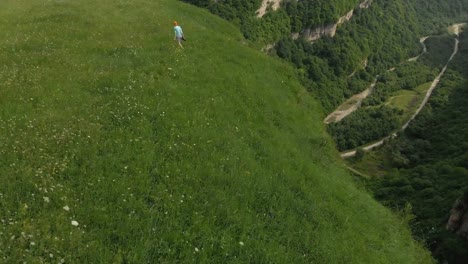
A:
447 196 468 240
256 0 372 42
256 0 282 18
294 0 372 42
297 9 355 41
359 0 371 9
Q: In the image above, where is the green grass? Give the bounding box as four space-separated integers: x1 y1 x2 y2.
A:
388 90 418 110
347 151 393 179
386 82 431 121
0 0 434 263
385 83 431 111
415 82 432 93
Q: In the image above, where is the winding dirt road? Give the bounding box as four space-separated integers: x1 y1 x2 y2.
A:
324 79 377 124
325 37 429 124
341 24 464 158
408 36 429 62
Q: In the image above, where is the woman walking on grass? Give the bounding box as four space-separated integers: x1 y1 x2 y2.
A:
173 21 184 49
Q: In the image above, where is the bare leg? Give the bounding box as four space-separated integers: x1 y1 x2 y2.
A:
176 38 184 49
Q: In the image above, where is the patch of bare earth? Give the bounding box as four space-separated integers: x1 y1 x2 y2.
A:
256 0 282 18
324 79 377 124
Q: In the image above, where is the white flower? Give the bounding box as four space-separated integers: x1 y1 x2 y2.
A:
239 241 244 246
63 205 70 211
71 220 79 227
30 241 35 246
194 247 199 252
43 197 50 203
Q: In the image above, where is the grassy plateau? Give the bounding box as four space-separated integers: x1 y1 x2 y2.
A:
0 0 433 263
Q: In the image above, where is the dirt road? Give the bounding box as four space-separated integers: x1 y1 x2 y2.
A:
324 79 377 124
325 37 429 124
341 24 464 158
408 36 429 62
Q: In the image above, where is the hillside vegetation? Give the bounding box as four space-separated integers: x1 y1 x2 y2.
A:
328 35 456 151
185 0 468 114
0 0 433 263
180 0 468 262
354 31 468 264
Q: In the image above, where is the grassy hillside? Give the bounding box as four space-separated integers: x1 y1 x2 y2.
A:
0 0 433 263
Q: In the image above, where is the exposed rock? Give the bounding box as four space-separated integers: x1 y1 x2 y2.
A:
262 44 275 53
302 24 339 42
294 0 372 42
266 0 373 56
359 0 372 9
256 0 282 18
291 32 300 40
300 10 353 41
338 9 355 24
447 195 468 240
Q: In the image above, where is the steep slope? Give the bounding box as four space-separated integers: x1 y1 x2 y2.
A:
359 31 468 263
0 0 433 263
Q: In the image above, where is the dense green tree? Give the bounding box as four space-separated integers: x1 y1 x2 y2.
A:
327 106 401 151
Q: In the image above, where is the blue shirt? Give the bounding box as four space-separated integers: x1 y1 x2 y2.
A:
174 26 183 38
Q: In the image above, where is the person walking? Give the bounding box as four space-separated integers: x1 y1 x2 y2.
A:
173 21 184 49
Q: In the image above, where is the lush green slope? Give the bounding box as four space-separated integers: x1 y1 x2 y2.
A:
0 0 433 263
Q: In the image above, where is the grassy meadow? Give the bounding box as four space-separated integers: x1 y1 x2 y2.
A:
0 0 433 263
386 82 431 121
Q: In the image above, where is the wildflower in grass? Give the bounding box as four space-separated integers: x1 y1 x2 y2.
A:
63 206 70 211
71 220 79 227
43 197 50 203
239 241 244 246
195 247 199 252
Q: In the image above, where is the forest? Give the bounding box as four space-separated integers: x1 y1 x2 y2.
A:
274 0 423 112
358 31 468 263
183 0 468 111
328 35 455 151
